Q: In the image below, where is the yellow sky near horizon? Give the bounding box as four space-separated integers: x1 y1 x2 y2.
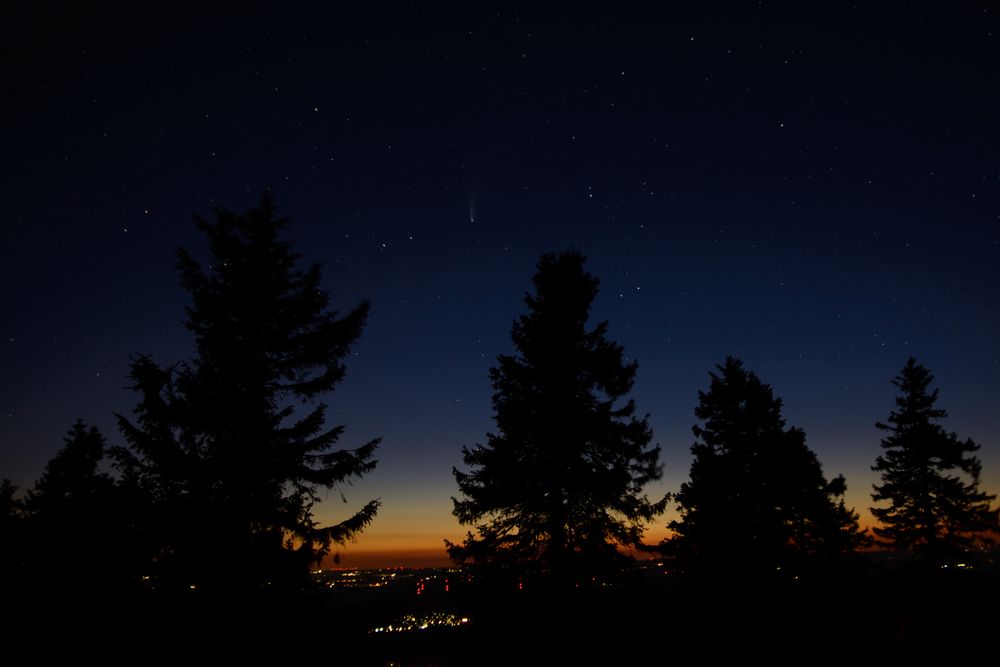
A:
322 482 892 569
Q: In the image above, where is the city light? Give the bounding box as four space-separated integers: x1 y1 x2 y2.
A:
371 612 471 634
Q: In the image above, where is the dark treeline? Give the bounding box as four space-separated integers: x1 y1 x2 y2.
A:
447 248 998 588
3 194 381 599
2 195 999 663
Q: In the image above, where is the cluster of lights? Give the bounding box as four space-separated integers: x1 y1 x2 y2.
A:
371 612 470 634
321 570 400 589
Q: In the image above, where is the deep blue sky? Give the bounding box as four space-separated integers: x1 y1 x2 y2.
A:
3 2 999 561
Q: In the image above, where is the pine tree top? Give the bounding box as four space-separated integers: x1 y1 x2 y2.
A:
877 357 946 432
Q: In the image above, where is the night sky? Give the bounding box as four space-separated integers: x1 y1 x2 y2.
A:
4 3 999 567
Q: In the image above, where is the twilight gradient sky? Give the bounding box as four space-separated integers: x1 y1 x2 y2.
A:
3 3 999 567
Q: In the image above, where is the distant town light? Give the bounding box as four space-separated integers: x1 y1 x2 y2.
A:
370 612 471 634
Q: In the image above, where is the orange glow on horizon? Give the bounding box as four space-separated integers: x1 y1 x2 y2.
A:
325 548 453 570
327 515 894 569
318 492 940 569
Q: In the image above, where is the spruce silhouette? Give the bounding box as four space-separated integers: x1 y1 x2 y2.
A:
0 478 23 587
667 357 864 578
114 193 379 590
870 358 998 560
447 251 666 585
20 420 127 589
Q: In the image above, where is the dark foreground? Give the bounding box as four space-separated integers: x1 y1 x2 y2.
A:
11 558 998 665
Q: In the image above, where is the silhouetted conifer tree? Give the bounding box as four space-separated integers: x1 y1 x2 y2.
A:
0 478 23 582
667 357 863 578
870 358 998 560
0 478 20 525
25 420 113 513
21 420 123 586
447 251 666 585
113 193 379 590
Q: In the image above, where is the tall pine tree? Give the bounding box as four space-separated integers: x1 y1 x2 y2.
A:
447 251 666 584
114 193 379 590
870 358 998 559
667 357 864 578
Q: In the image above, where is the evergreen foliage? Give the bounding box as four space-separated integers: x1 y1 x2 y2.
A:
667 357 864 578
0 478 19 525
447 251 666 583
20 420 125 586
113 193 379 589
870 358 998 558
0 478 23 581
24 420 113 515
